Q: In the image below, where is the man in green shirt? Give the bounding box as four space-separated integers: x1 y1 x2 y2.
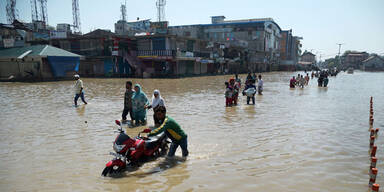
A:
147 106 188 157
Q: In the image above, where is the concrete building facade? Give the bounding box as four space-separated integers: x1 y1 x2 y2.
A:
115 19 151 36
168 16 283 72
279 30 302 70
301 51 316 64
342 51 369 69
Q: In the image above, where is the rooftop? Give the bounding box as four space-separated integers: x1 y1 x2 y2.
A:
169 17 282 31
363 55 384 63
0 45 81 58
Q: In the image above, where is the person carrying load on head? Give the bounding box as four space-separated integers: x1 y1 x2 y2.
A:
242 79 256 105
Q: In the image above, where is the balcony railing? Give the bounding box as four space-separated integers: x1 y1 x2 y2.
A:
194 52 211 58
138 50 211 58
138 50 176 57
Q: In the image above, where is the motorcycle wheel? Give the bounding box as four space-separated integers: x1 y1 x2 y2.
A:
160 141 169 156
101 165 125 177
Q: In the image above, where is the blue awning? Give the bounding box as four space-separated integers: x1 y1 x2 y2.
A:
47 56 80 77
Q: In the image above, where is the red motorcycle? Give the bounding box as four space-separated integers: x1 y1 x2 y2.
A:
102 120 169 177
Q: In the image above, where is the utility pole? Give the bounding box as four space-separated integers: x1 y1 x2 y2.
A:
120 0 127 34
337 43 343 56
156 0 166 22
6 0 17 24
72 0 81 34
336 43 343 68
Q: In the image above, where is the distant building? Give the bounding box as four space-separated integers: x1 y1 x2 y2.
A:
300 51 316 64
168 16 283 72
83 29 115 38
362 55 384 71
280 29 302 70
342 51 369 69
0 20 34 48
29 29 137 78
115 19 151 36
56 23 72 33
135 34 213 77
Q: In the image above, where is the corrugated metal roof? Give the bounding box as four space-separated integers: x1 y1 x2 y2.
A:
40 45 81 57
0 45 81 58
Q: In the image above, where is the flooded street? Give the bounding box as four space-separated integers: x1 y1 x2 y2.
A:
0 71 383 192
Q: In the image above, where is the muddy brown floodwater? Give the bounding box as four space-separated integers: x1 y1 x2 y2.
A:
0 71 383 192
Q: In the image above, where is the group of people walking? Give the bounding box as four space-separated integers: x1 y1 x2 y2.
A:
122 81 165 127
72 75 188 158
121 81 188 158
289 70 330 88
225 73 263 106
317 70 329 87
290 73 310 88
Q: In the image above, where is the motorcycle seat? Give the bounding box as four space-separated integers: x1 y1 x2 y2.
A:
145 132 166 149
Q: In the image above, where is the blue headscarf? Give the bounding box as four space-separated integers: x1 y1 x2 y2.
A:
133 84 145 98
132 84 149 113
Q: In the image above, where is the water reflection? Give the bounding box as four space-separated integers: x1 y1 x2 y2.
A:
76 105 86 116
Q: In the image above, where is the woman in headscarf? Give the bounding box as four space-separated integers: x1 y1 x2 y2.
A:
145 89 166 127
132 84 149 126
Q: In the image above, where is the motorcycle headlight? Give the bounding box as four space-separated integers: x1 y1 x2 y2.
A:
113 143 125 152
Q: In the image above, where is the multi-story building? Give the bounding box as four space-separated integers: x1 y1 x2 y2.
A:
168 16 283 72
56 23 71 33
115 19 151 36
280 30 302 70
135 34 213 77
342 51 369 69
29 29 138 77
0 20 34 48
301 51 316 64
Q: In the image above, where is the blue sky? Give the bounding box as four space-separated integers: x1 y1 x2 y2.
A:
1 0 383 59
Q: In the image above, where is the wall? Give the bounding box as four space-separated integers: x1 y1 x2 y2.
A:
79 59 105 77
0 60 41 79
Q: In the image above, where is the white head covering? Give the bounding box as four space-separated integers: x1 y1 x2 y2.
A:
74 74 80 78
151 89 165 108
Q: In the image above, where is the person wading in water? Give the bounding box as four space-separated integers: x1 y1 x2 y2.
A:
146 106 189 158
73 74 87 106
145 90 166 127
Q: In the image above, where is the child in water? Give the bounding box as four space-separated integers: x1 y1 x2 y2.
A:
225 82 233 107
290 76 296 88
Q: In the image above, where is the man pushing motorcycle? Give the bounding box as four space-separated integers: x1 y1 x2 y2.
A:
144 106 189 158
